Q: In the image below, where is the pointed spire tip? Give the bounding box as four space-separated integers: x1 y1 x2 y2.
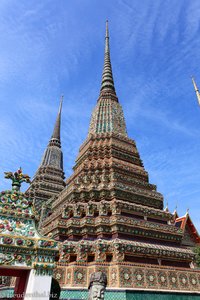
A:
100 20 116 94
106 20 109 38
59 95 64 114
50 96 63 143
191 76 200 105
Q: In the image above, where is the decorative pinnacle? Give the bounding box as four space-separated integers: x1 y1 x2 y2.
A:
4 168 31 191
105 20 109 50
50 95 63 145
191 76 200 105
100 21 116 94
173 204 177 215
164 201 169 212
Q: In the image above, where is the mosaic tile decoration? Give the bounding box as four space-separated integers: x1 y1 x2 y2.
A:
60 289 87 300
0 287 14 298
126 291 200 300
60 289 126 300
60 289 200 300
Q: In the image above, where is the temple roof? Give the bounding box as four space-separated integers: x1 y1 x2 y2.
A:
175 213 200 244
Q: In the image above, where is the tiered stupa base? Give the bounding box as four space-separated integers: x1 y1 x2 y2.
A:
54 261 200 292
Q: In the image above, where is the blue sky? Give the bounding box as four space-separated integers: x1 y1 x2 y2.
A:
0 0 200 231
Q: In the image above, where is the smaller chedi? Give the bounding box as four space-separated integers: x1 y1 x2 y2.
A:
88 272 107 300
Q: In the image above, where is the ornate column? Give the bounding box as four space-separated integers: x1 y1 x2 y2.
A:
24 270 53 300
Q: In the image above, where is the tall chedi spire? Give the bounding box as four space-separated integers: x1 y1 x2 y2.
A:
42 21 165 241
100 20 116 94
26 96 65 213
40 22 200 295
89 21 127 136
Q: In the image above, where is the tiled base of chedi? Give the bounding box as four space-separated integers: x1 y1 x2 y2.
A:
49 210 200 293
40 22 200 296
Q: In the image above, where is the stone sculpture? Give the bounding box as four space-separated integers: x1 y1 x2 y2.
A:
88 272 107 300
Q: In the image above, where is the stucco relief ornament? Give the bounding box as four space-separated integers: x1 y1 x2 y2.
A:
0 253 13 265
88 272 107 300
181 277 186 284
136 274 142 281
149 275 154 282
171 277 176 283
77 272 83 280
54 268 63 281
160 276 166 283
124 273 130 280
191 278 197 285
55 273 61 280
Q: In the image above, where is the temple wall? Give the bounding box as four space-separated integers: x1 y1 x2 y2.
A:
54 263 200 293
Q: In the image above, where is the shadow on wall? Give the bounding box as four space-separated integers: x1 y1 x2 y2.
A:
50 278 61 300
